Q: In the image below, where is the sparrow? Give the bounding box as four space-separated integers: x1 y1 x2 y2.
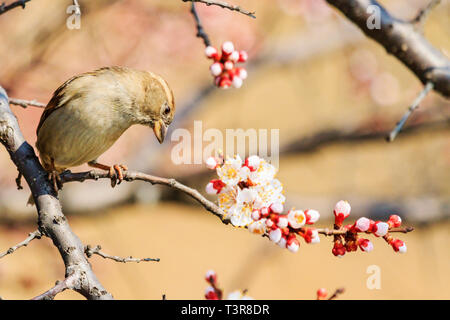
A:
35 66 175 191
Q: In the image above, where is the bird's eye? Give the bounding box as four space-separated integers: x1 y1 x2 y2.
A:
164 106 171 115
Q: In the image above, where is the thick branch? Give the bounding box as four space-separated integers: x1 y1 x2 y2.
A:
0 230 41 259
0 85 113 300
183 0 255 18
85 245 160 263
326 0 450 98
0 0 31 15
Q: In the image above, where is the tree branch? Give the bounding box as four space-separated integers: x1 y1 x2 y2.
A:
85 245 160 263
411 0 441 26
387 81 434 142
189 2 211 47
325 0 450 98
0 0 31 15
9 97 45 108
31 273 78 300
316 226 414 236
327 287 345 300
0 85 113 300
0 230 41 259
182 0 255 19
60 169 228 223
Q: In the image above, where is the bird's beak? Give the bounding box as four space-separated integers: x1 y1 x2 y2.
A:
152 119 167 144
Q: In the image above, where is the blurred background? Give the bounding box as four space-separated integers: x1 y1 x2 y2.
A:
0 0 449 299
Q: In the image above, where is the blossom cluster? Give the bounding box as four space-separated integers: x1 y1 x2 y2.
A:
204 270 252 300
205 154 320 253
331 200 407 256
205 154 411 256
205 41 248 89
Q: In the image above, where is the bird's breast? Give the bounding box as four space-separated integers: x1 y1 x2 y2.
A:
36 101 132 170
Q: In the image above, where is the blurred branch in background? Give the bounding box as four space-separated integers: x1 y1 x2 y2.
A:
0 0 32 15
182 0 256 18
325 0 450 99
387 81 434 142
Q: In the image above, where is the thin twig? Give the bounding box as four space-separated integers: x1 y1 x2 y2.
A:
316 226 414 236
0 230 42 259
60 169 228 222
85 245 160 263
0 0 31 15
9 97 45 108
189 3 211 47
386 82 434 142
31 273 77 300
183 0 255 18
73 0 81 16
411 0 441 25
328 287 345 300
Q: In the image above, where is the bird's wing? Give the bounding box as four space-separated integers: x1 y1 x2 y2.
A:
36 67 126 135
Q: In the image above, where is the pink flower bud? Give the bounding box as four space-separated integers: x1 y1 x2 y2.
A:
317 288 327 300
205 286 219 300
205 46 218 59
391 239 407 253
357 238 373 252
265 219 274 228
373 221 389 237
269 227 282 243
310 229 320 244
205 270 217 283
224 61 234 70
270 202 284 214
236 68 248 79
238 50 248 62
334 200 351 225
222 41 235 54
388 215 402 228
232 76 243 88
277 216 288 228
219 78 232 89
305 209 320 224
210 62 223 76
205 179 226 194
287 236 300 253
230 50 240 62
278 236 287 248
355 217 371 232
260 207 270 217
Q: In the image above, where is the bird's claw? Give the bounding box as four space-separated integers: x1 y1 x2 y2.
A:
48 171 63 193
109 164 128 188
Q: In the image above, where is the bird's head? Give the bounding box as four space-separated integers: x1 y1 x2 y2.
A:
138 72 175 144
